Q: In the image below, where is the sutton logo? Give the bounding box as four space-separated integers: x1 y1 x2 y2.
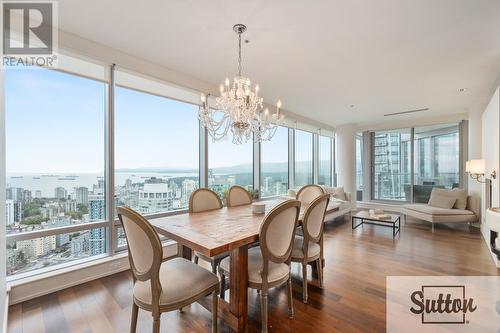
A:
409 285 477 324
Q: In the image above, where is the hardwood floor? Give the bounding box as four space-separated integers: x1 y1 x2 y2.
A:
8 216 499 333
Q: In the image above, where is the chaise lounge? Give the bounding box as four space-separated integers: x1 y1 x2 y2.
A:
402 188 479 232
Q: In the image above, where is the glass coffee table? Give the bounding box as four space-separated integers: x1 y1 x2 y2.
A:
351 211 401 238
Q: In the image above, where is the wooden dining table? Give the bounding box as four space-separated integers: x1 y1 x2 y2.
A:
149 198 339 332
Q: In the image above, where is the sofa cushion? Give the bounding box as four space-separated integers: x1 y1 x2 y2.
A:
322 186 346 200
451 188 468 210
428 188 468 210
403 204 474 216
428 193 456 209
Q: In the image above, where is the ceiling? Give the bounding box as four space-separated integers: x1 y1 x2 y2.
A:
57 0 500 127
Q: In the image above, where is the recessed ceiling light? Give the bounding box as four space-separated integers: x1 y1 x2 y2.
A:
350 104 355 108
458 88 467 92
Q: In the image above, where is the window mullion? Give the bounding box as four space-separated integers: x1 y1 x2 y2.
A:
106 64 116 255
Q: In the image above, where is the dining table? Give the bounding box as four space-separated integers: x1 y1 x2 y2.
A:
149 197 340 332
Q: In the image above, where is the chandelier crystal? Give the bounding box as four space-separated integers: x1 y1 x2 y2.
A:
199 24 284 144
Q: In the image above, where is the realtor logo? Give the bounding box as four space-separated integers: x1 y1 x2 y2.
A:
410 285 477 324
2 1 58 67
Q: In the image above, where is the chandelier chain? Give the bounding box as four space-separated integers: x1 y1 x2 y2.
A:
238 31 242 76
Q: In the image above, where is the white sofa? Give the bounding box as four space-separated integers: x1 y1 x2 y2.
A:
287 185 352 222
402 193 479 232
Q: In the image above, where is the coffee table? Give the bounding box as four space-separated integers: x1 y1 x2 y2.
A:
351 211 401 238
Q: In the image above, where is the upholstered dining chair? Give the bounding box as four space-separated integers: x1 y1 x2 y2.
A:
219 200 301 333
291 193 330 303
296 184 325 204
189 189 226 274
117 206 219 333
226 185 253 207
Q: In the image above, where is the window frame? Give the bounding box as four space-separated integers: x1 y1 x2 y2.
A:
4 61 337 281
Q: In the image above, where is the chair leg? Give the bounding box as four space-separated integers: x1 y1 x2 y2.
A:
260 289 268 333
212 291 218 333
220 272 226 300
130 302 138 333
152 312 161 333
287 275 294 318
317 258 324 289
212 258 221 275
302 262 308 303
194 254 199 264
432 223 435 233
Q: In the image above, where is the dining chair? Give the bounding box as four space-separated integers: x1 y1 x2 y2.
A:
219 200 301 333
296 184 325 204
291 193 330 303
226 185 253 207
117 206 219 333
189 188 226 274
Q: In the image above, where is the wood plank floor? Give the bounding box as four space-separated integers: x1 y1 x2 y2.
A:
8 216 500 333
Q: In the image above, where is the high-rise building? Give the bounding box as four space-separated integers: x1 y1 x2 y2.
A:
49 216 71 247
181 179 197 206
75 187 89 205
6 200 15 226
16 236 56 258
138 181 172 214
88 194 106 255
13 201 22 223
54 187 68 200
6 187 23 202
34 190 42 199
22 189 32 203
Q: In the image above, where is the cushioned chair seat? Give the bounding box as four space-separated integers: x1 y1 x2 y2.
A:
133 258 219 308
291 236 320 259
403 204 474 216
219 247 289 285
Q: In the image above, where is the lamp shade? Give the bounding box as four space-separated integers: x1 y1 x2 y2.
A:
465 159 486 174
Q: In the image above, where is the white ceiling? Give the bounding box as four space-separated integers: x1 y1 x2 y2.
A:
57 0 500 127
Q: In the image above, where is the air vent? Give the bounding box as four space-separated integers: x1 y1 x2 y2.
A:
384 108 429 117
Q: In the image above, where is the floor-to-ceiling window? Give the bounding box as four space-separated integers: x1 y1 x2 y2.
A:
318 135 333 186
294 130 313 187
413 124 459 202
115 86 200 214
260 127 289 197
372 129 411 201
5 67 107 277
208 139 254 198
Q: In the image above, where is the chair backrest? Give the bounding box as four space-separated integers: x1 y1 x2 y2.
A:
259 200 301 265
302 194 330 243
189 188 223 213
227 185 253 207
117 206 162 283
296 184 325 204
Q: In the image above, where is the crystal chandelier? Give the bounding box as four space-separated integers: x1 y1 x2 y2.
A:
199 24 284 144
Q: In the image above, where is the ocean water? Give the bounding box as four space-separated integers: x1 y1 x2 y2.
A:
6 172 198 197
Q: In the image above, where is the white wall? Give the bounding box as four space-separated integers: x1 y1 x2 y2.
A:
335 124 356 196
481 85 500 267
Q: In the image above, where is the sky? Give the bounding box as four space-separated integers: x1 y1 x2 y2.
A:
6 67 320 173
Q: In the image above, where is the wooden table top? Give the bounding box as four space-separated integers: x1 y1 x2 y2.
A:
149 198 340 257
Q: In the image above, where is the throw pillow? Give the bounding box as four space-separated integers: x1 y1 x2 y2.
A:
428 193 456 209
323 186 346 200
451 188 468 210
428 189 456 209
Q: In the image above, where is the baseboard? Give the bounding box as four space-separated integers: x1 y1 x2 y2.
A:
8 242 177 305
